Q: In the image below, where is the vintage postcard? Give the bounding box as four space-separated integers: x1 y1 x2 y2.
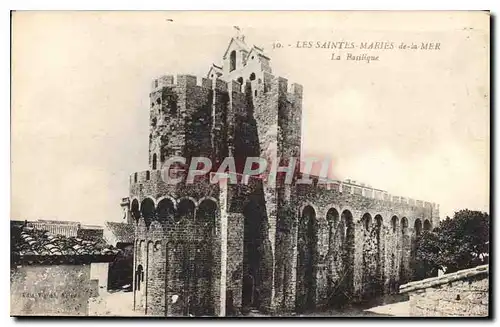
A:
10 11 490 317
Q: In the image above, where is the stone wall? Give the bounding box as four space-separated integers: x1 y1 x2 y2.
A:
130 177 246 317
400 265 489 317
127 34 440 316
11 264 101 316
290 182 436 307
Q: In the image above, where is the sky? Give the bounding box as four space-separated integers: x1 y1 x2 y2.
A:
11 11 490 225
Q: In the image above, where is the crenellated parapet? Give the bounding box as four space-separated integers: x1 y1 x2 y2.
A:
314 179 439 214
295 181 438 231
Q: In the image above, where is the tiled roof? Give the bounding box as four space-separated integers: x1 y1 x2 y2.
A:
11 223 120 259
104 221 134 243
400 265 489 294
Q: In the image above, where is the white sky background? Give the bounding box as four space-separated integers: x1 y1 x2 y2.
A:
11 11 490 225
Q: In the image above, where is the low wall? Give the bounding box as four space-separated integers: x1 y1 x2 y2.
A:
400 265 489 317
11 262 108 316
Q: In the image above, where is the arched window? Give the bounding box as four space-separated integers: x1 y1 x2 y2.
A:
146 171 150 181
237 77 243 85
230 50 236 72
249 73 256 81
152 153 157 170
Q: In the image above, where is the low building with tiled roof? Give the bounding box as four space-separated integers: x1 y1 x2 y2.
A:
11 222 120 263
10 221 120 316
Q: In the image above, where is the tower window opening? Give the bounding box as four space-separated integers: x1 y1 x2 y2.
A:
237 77 243 85
169 100 177 115
146 171 150 181
134 173 137 183
230 50 237 72
156 98 161 105
152 153 157 170
254 90 257 97
249 73 256 81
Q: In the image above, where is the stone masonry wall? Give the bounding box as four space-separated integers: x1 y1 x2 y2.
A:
11 264 98 316
401 265 489 317
129 35 440 316
292 183 436 306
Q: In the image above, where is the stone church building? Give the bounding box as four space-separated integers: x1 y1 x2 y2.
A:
125 33 439 316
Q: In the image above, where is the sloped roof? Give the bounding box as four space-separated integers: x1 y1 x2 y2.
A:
248 45 270 60
207 64 223 78
104 221 134 243
11 223 120 260
399 264 489 294
222 37 251 59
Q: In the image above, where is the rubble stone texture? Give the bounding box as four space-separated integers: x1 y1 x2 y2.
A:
127 35 439 316
400 265 489 317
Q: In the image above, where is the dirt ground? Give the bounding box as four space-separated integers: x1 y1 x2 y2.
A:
89 290 139 316
88 290 410 317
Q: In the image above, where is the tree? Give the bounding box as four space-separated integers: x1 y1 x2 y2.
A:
414 209 489 279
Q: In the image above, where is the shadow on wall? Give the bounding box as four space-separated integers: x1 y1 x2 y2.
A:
108 243 134 291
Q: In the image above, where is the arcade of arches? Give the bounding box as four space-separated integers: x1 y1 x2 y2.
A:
292 205 434 312
130 195 434 315
132 197 219 317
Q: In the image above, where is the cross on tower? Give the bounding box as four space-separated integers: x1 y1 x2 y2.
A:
233 26 245 42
